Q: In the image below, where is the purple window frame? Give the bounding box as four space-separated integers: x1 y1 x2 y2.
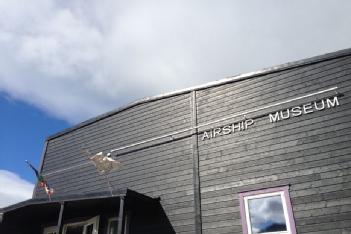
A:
239 185 297 234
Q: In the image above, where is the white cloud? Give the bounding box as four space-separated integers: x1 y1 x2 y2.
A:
248 195 286 232
0 0 351 123
0 170 34 208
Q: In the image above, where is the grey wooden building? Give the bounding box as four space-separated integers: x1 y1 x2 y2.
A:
1 48 351 234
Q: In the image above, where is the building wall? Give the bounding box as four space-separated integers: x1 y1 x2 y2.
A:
35 50 351 234
197 54 351 234
36 94 196 234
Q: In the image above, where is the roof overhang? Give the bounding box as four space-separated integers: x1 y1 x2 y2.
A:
0 189 158 230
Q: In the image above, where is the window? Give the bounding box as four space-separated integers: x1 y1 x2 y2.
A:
107 215 130 234
239 186 296 234
43 226 57 234
63 216 99 234
107 217 118 234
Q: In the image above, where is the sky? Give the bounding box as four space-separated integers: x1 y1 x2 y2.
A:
1 0 351 207
248 195 286 233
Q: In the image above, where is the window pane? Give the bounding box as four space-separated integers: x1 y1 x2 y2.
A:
109 220 118 234
248 195 287 233
65 225 84 234
85 224 94 234
43 226 57 234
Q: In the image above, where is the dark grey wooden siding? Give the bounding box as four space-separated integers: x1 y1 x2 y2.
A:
34 50 351 234
196 54 351 234
35 94 196 234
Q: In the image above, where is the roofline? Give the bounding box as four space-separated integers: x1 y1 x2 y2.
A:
1 188 158 213
0 189 125 213
47 47 351 140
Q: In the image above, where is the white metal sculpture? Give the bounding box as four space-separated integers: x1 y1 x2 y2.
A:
90 151 121 196
90 152 121 174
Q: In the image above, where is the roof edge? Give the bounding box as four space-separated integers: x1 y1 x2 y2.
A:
0 188 156 213
47 47 351 140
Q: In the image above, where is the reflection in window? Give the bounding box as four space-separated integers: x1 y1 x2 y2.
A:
239 186 297 234
248 195 287 233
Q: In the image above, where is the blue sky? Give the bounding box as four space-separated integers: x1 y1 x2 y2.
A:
0 93 69 183
0 93 69 206
1 0 351 207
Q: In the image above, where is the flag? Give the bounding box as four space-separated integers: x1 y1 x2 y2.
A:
44 183 54 196
25 160 54 197
25 160 46 187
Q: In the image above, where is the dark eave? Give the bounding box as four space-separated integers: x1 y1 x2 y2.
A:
0 189 155 214
47 47 351 141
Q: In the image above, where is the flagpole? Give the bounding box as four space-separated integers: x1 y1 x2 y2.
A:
104 173 114 196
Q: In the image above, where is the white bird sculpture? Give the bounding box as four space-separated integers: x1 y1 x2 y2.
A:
90 151 121 174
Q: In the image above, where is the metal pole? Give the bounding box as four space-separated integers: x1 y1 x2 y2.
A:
57 202 65 234
104 173 114 196
117 196 125 234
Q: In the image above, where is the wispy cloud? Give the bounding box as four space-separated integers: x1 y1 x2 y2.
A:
0 170 34 208
0 0 351 123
